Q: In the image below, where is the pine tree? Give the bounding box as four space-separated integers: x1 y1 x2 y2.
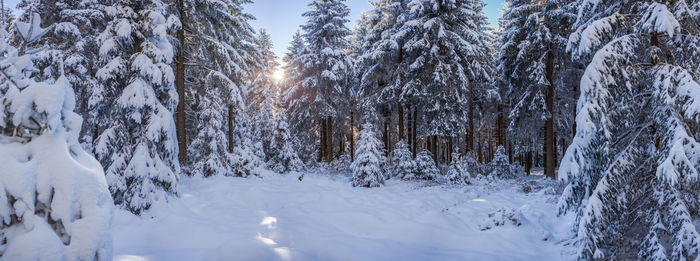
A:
415 150 440 180
498 0 578 177
249 29 279 161
187 72 241 177
559 1 700 259
0 18 112 260
289 0 353 163
487 146 515 179
16 0 107 149
351 122 386 188
93 0 180 214
182 0 260 176
268 107 304 173
447 152 471 185
391 140 418 179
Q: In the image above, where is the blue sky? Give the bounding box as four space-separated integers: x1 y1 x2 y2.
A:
248 0 506 60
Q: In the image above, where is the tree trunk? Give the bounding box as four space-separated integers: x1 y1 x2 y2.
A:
398 104 405 141
320 118 326 162
228 105 234 153
350 111 355 162
525 151 532 175
412 107 417 158
545 45 556 179
326 117 333 162
383 106 390 157
477 140 482 163
175 0 187 165
407 105 412 148
467 83 474 154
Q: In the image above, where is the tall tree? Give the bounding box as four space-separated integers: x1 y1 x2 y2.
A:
559 1 700 259
289 0 353 163
182 0 260 176
249 29 279 161
92 0 180 214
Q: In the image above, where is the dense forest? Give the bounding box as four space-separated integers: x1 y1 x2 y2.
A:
0 0 698 260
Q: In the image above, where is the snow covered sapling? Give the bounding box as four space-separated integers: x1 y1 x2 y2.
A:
488 146 516 179
0 16 112 260
391 140 418 179
415 150 440 180
268 107 304 173
351 122 386 188
447 153 471 185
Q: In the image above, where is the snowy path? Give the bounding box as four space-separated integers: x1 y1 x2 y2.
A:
112 172 573 261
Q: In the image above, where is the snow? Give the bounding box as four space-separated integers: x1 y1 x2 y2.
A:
112 172 573 260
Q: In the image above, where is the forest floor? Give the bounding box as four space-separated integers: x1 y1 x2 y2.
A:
111 169 576 261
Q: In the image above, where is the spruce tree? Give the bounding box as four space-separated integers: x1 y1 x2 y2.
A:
249 29 278 161
93 0 180 214
559 1 700 259
289 0 353 163
16 0 107 149
268 107 304 173
415 150 440 180
391 140 418 179
351 122 386 188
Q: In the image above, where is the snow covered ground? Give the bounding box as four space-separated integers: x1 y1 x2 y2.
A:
112 171 575 261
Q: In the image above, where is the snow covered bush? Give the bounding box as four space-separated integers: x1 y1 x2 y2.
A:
351 123 386 188
447 153 471 185
560 1 700 259
0 18 112 260
415 150 440 181
479 208 523 231
391 140 418 179
487 146 517 179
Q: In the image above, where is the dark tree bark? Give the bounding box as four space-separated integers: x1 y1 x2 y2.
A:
525 151 533 175
350 111 355 162
544 43 556 179
320 118 326 162
412 107 417 158
398 104 405 141
228 105 234 153
467 83 474 154
326 116 333 162
174 0 187 165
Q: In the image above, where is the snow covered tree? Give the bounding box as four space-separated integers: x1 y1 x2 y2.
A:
92 0 181 214
179 0 260 176
447 153 471 185
281 30 305 105
391 140 418 179
0 18 112 260
268 107 304 173
15 0 107 149
487 146 515 179
187 72 243 177
415 150 440 180
289 0 353 163
499 0 578 177
351 122 386 188
559 1 700 259
249 29 279 161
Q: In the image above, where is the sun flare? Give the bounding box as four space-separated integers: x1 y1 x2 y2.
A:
273 69 285 81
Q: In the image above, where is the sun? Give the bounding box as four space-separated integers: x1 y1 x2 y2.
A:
273 69 285 82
